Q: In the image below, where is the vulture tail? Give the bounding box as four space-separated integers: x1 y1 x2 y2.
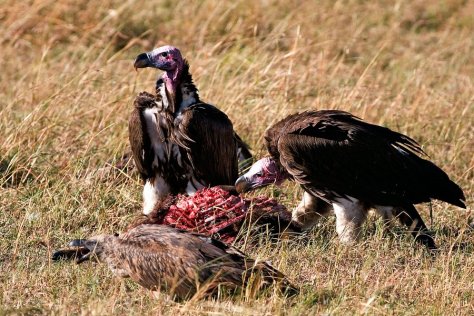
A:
218 240 298 296
247 260 299 297
419 159 466 209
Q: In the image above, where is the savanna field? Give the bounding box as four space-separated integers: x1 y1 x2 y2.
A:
1 0 473 314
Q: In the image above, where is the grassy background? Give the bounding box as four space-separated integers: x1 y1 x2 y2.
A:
1 0 473 314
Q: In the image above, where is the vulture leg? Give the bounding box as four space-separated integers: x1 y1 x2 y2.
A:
394 204 436 249
292 191 332 231
332 197 367 244
143 177 170 215
374 205 397 230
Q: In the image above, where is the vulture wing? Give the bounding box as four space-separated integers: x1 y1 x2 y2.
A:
275 110 465 208
119 225 296 297
52 225 296 299
174 103 239 186
129 93 157 180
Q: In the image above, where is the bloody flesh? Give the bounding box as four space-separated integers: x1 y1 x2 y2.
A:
144 187 293 243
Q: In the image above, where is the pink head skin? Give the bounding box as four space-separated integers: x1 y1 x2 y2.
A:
235 157 289 193
134 45 184 92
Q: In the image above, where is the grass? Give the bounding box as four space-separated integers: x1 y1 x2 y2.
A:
1 0 473 314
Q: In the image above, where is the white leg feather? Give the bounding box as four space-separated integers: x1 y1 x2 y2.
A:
333 197 367 244
142 177 169 215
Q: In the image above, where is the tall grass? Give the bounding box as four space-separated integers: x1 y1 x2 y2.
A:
1 0 473 314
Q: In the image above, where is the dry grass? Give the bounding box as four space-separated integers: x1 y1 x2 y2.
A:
1 0 473 314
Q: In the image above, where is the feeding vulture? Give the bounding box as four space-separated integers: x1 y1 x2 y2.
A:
235 110 466 249
52 224 297 300
130 45 252 214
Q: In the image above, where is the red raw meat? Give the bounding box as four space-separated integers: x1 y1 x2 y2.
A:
132 187 297 243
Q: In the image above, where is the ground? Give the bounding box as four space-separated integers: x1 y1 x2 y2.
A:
0 0 473 314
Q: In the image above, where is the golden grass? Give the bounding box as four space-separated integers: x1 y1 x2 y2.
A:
1 0 473 314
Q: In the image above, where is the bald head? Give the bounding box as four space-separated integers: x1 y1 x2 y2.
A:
235 157 289 193
134 45 184 74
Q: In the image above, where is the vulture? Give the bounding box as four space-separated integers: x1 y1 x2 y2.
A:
130 45 252 214
235 110 466 249
52 224 297 300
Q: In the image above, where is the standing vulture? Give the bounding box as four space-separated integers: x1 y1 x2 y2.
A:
235 110 466 249
130 46 251 214
52 224 297 300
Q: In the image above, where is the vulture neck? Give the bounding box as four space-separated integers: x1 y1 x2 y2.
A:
275 163 292 183
269 157 291 183
158 61 199 115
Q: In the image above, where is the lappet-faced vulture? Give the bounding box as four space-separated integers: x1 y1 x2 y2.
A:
130 46 251 214
235 110 466 249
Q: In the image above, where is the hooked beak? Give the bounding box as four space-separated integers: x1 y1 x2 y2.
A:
51 239 91 263
134 52 153 70
75 252 91 264
235 176 253 193
69 239 95 264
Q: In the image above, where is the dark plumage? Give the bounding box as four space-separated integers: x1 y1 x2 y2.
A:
130 46 251 214
236 110 466 249
52 224 297 300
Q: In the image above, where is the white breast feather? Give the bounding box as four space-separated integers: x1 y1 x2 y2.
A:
158 83 169 110
143 108 166 163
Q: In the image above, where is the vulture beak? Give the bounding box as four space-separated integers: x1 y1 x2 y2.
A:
235 176 253 193
216 185 239 195
51 239 90 262
68 239 95 264
75 251 92 264
134 53 153 70
69 239 87 247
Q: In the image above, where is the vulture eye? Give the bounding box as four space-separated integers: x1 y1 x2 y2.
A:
161 52 168 58
255 172 263 177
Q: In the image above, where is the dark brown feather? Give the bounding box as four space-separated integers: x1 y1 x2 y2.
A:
174 103 239 186
265 110 466 208
129 92 157 181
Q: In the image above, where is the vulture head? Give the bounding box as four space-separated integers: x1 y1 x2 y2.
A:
52 234 110 264
235 157 289 193
134 45 184 82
